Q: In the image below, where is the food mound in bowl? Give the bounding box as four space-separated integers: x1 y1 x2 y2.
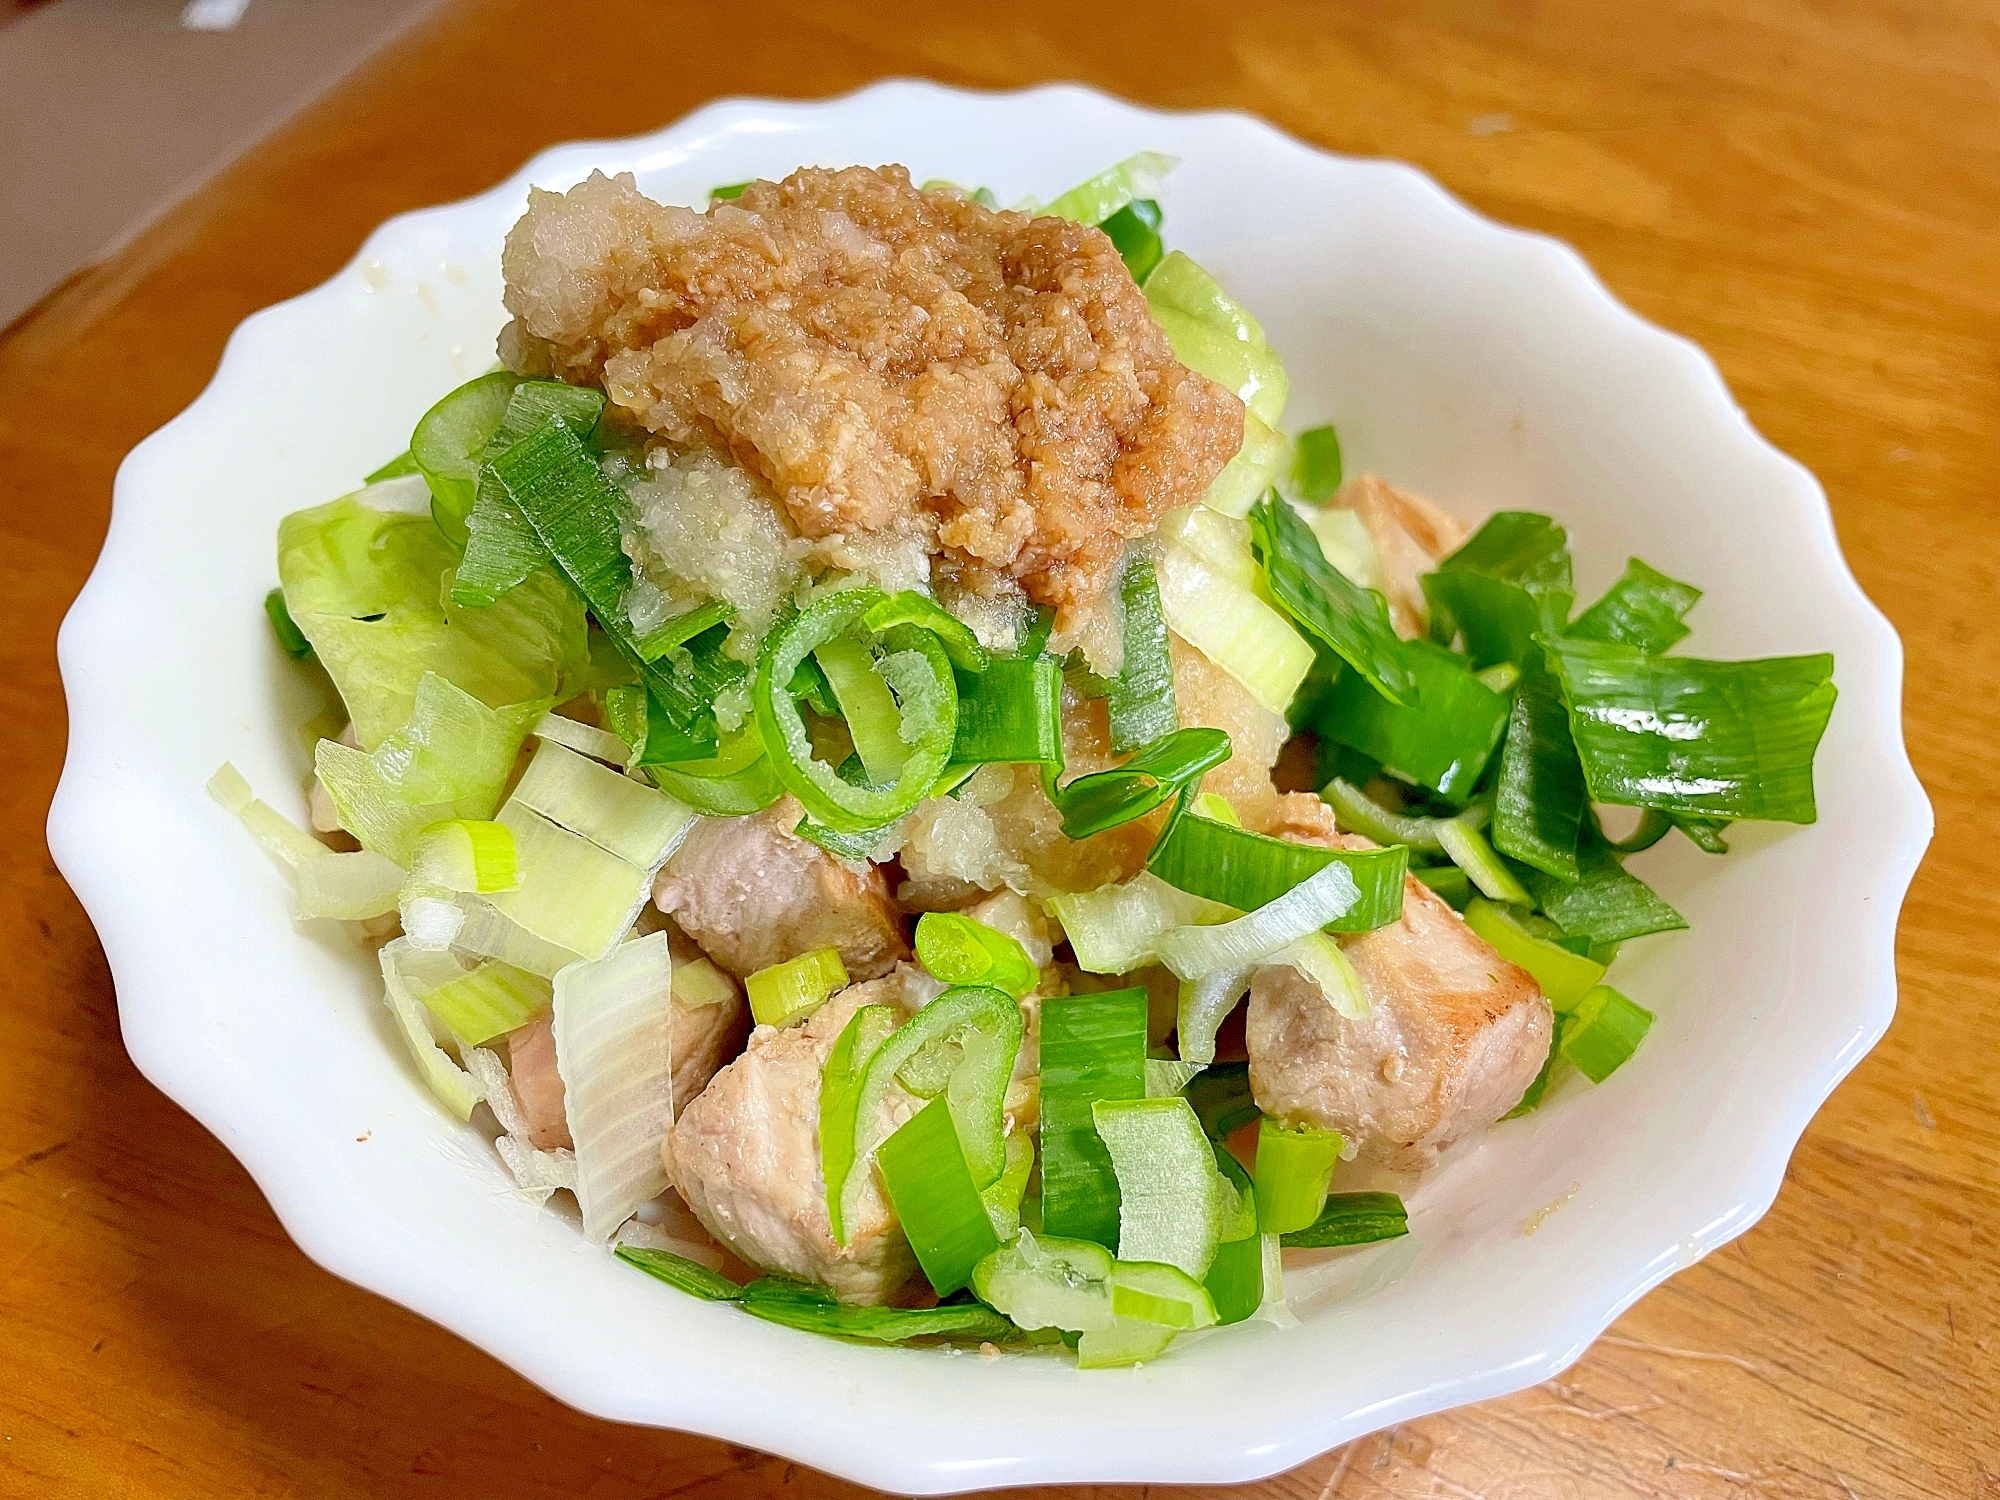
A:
217 156 1837 1367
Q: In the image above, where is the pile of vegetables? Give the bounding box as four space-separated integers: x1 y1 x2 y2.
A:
217 153 1835 1369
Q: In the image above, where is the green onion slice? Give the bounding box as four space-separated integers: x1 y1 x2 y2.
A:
1147 808 1407 933
1042 150 1177 227
1462 897 1606 1010
735 1278 1013 1343
1253 1116 1346 1236
1279 1191 1410 1249
1318 776 1467 854
1043 726 1231 840
641 721 783 817
819 1003 901 1244
753 589 959 834
1492 673 1588 880
1518 816 1687 945
1107 553 1179 753
1315 638 1510 801
1155 859 1362 981
877 1095 1004 1296
837 985 1023 1241
972 1228 1114 1333
1413 864 1473 909
1290 425 1344 503
1108 1261 1219 1330
1098 197 1164 282
1568 558 1701 654
1093 1096 1246 1279
745 946 848 1030
1203 1227 1264 1325
1539 634 1836 824
1435 817 1533 905
952 655 1063 768
915 911 1039 997
420 958 550 1047
861 592 990 672
1250 493 1411 704
1559 984 1655 1083
1038 989 1150 1249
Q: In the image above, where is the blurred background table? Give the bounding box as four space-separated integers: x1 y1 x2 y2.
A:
2 1 1995 1495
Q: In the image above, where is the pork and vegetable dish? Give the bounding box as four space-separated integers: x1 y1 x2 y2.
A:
215 155 1837 1367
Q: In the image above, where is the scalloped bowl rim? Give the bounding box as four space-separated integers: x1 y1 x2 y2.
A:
49 80 1929 1492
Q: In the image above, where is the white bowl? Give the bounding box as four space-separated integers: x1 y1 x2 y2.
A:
49 81 1930 1491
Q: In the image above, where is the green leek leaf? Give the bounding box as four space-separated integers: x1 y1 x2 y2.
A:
1038 989 1150 1250
1519 815 1687 945
1492 673 1588 880
1568 558 1701 654
1315 637 1510 801
615 1245 743 1301
1290 425 1343 503
1148 805 1408 933
1107 553 1179 753
877 1096 1003 1297
1539 635 1836 823
1250 494 1412 704
1279 1191 1409 1249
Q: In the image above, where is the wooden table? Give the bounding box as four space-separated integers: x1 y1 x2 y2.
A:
3 1 1994 1494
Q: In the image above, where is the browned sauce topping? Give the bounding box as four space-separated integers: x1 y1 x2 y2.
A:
500 164 1243 617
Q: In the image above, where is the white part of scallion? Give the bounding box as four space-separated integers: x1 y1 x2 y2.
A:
1155 860 1361 981
553 931 678 1242
1157 544 1313 716
1045 872 1232 976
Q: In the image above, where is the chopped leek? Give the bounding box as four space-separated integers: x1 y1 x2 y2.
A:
1314 637 1510 801
1145 1059 1206 1098
1275 931 1370 1020
1492 673 1587 880
820 1002 901 1243
1462 897 1605 1010
1559 984 1654 1082
753 588 959 834
1107 553 1178 753
1175 966 1254 1065
1158 541 1314 716
1676 814 1732 854
1204 1229 1264 1325
1254 1117 1344 1235
709 181 751 201
1201 411 1290 519
1147 809 1408 933
1042 150 1177 227
378 939 482 1120
1569 558 1701 654
616 1245 743 1301
982 1129 1035 1239
1414 863 1473 908
862 592 990 673
410 819 518 894
511 739 696 868
634 599 734 664
914 912 1038 998
1191 792 1240 825
839 986 1023 1238
745 946 848 1029
1144 251 1289 426
1250 494 1410 705
1306 506 1389 594
1109 1261 1218 1330
1520 818 1687 945
1156 858 1360 980
411 371 521 539
1280 1191 1410 1248
1435 817 1533 905
643 722 784 817
1319 776 1457 853
420 958 551 1046
373 673 545 808
449 893 580 979
1038 989 1150 1248
1075 1316 1178 1369
1047 872 1231 975
1290 425 1343 503
315 739 464 867
365 449 420 483
207 761 334 877
672 955 736 1009
952 655 1063 767
737 1280 1012 1343
1099 197 1164 282
1043 726 1231 840
485 802 655 963
1539 635 1836 824
531 711 630 767
877 1095 1002 1296
972 1228 1114 1333
293 848 405 921
552 931 677 1241
1093 1096 1243 1279
1442 511 1573 595
815 632 912 786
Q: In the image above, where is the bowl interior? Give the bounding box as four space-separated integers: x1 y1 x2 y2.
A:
52 82 1927 1492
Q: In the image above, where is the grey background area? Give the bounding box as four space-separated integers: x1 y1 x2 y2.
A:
0 0 447 329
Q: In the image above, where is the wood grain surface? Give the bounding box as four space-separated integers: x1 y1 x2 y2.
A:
2 1 1995 1495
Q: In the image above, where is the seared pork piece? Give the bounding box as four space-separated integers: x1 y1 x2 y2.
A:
654 797 909 980
502 947 751 1153
1337 474 1470 640
499 165 1243 618
1247 875 1553 1169
670 967 928 1305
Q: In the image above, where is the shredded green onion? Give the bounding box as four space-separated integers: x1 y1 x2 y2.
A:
642 722 784 818
1319 776 1464 853
1043 726 1231 840
735 1277 1013 1343
744 946 848 1030
820 1003 901 1244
